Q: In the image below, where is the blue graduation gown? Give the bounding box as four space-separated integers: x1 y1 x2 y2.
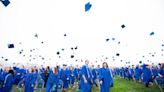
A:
99 68 113 92
24 73 36 92
143 68 152 83
80 65 92 92
134 67 142 81
70 69 75 85
91 68 97 84
59 69 69 88
46 73 59 92
3 73 14 92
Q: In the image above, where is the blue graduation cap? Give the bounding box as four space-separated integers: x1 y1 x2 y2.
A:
34 33 38 38
121 24 125 28
162 44 164 47
71 55 74 58
116 53 120 56
139 61 142 64
8 44 14 48
75 46 78 50
63 64 67 66
1 0 10 7
106 38 109 42
56 51 60 55
112 38 115 41
150 32 155 36
64 34 67 37
85 2 92 12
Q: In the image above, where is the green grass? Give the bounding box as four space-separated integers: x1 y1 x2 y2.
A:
11 76 163 92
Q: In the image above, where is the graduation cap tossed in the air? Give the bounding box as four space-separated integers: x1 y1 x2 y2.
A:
85 2 92 12
116 53 120 56
71 47 74 50
57 51 60 55
61 48 64 51
112 38 115 41
75 46 78 50
0 0 10 7
139 61 142 64
5 59 8 61
8 44 14 48
150 32 155 36
34 33 38 38
64 34 67 37
121 24 125 29
106 38 109 42
71 55 74 58
162 44 164 47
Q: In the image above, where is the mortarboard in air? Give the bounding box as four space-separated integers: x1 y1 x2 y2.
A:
71 47 74 50
5 59 8 61
19 51 22 54
85 2 92 12
152 55 155 57
59 56 61 58
161 49 164 51
116 53 120 56
71 55 74 58
1 0 10 7
139 61 142 64
75 46 78 50
112 38 115 41
41 41 44 44
106 38 109 42
57 51 60 55
150 32 155 36
63 64 67 66
23 55 25 57
61 48 64 51
162 44 164 47
118 41 120 44
1 57 4 59
64 34 67 37
41 57 44 60
34 33 38 38
121 24 125 28
8 44 14 48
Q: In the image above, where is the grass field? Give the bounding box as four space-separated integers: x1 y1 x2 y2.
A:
12 76 163 92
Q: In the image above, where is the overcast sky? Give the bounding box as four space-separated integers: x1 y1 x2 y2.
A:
0 0 164 67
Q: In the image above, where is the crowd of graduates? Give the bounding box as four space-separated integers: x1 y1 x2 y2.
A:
0 60 164 92
112 63 164 88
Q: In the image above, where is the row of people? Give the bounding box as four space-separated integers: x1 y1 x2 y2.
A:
0 60 113 92
112 63 164 87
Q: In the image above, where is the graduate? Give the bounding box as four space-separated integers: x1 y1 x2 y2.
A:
74 65 80 81
24 67 36 92
80 60 93 92
0 67 4 92
134 65 142 81
157 63 164 85
59 64 70 92
45 67 59 92
69 66 75 87
91 65 98 87
142 64 153 87
99 62 113 92
44 66 51 87
2 67 14 92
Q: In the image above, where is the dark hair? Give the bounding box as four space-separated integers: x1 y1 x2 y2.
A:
8 69 14 77
102 62 108 68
